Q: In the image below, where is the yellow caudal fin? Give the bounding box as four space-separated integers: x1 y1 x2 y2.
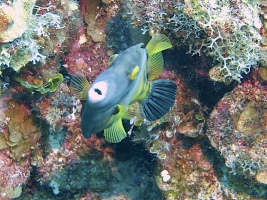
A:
70 76 90 100
145 34 173 57
146 34 172 80
104 118 127 143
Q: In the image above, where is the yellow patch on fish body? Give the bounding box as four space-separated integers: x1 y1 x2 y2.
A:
129 65 139 80
72 34 177 143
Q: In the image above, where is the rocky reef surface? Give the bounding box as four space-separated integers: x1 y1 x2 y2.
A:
0 0 267 199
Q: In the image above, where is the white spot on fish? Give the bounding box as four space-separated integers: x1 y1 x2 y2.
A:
88 81 108 102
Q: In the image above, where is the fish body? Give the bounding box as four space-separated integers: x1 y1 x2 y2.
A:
81 43 147 135
72 34 177 143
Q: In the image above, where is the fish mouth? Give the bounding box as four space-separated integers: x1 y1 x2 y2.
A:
81 117 110 139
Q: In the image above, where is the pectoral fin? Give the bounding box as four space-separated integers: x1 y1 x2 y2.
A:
71 76 90 100
141 80 177 121
104 118 127 143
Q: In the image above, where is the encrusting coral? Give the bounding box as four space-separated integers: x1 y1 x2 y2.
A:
207 70 267 184
0 0 36 43
0 98 42 199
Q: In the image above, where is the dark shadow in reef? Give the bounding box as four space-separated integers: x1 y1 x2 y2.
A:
163 46 235 110
105 10 151 53
109 136 165 200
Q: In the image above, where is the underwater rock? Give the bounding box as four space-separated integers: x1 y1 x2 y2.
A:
154 137 223 199
83 0 120 42
207 77 267 181
62 0 121 80
0 98 42 199
0 0 36 43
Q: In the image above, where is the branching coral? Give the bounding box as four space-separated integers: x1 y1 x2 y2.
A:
0 0 78 72
187 0 266 83
36 82 82 131
124 0 267 82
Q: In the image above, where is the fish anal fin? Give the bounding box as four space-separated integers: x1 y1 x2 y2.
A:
114 104 141 120
147 52 164 81
145 34 173 57
71 76 90 100
125 102 142 119
104 118 127 143
141 80 177 121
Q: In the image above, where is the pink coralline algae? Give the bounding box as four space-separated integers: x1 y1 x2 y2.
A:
154 137 223 199
62 0 121 80
0 99 42 199
207 72 267 182
36 82 82 131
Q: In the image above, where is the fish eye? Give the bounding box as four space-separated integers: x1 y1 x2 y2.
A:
94 88 102 95
88 81 107 103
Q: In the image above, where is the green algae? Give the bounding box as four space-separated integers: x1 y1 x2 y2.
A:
16 73 63 94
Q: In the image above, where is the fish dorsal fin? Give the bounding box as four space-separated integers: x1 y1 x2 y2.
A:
129 65 140 80
145 34 173 57
104 118 127 143
108 54 118 65
147 52 164 81
70 76 90 100
140 79 177 121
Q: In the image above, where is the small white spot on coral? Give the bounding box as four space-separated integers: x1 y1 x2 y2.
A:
79 34 87 44
161 170 171 182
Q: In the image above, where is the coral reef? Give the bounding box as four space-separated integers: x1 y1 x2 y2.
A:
0 0 79 72
207 71 267 181
0 0 36 43
36 82 81 131
124 0 267 83
0 0 267 199
0 97 42 199
155 138 223 199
